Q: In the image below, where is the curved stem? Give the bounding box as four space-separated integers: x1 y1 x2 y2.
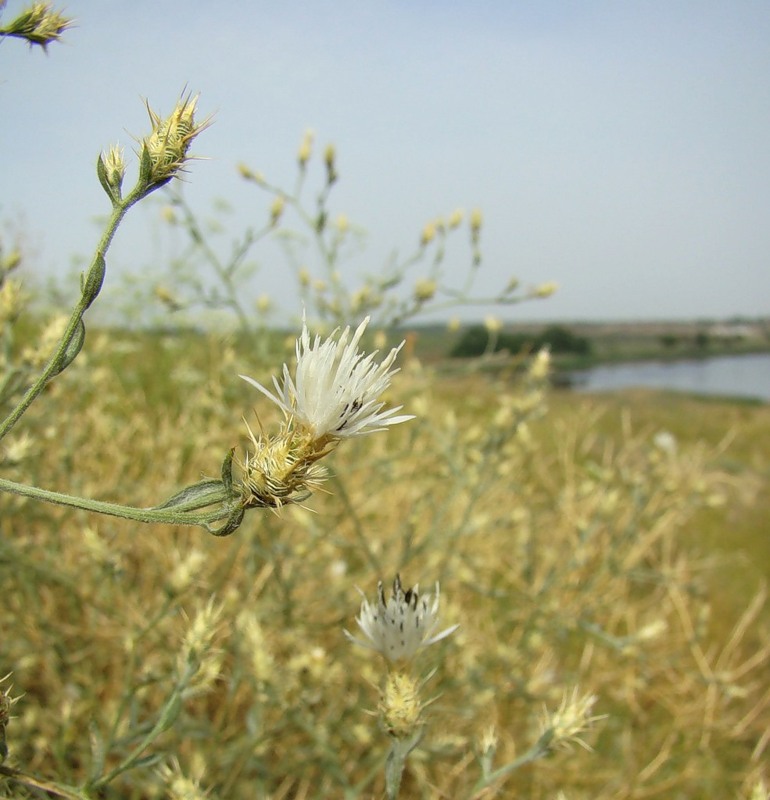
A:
0 476 231 528
0 188 144 441
0 766 90 800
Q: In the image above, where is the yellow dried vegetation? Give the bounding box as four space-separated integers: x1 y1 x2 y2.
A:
2 326 768 799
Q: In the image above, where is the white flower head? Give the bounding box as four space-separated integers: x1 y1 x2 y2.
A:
240 316 413 441
345 575 458 663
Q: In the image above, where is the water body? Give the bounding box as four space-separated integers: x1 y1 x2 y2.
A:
568 353 770 403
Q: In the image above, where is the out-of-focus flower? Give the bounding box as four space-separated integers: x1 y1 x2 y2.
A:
653 430 678 456
533 281 558 298
240 317 412 442
414 278 437 303
345 575 458 663
539 688 603 752
448 209 464 229
470 208 483 238
1 2 72 49
420 222 437 247
297 129 314 167
269 195 285 226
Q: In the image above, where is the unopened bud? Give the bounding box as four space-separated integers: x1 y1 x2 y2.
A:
269 196 285 226
448 209 464 229
533 281 558 299
414 278 437 302
98 144 126 201
297 130 314 168
470 208 483 237
1 2 72 49
324 143 338 183
420 222 436 247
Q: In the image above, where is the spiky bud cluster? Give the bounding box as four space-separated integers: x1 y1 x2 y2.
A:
0 2 72 49
139 93 209 191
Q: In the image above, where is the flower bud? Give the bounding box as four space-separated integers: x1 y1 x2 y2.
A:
139 93 209 191
470 208 483 236
97 144 126 202
324 143 338 183
414 278 437 303
297 130 314 168
1 2 72 49
448 208 464 229
533 281 558 298
420 222 436 247
269 195 285 226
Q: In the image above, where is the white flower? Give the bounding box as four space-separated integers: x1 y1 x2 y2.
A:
240 316 413 440
345 575 458 662
653 430 678 456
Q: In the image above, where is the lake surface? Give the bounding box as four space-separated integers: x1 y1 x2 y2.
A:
569 353 770 402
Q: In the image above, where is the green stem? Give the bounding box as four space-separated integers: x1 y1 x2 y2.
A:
470 733 552 796
0 476 231 527
0 188 144 441
88 666 191 791
384 731 422 800
0 766 91 800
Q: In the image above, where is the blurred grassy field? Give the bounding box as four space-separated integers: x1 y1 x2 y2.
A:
2 326 769 799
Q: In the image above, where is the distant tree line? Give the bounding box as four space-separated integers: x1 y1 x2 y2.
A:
450 324 592 358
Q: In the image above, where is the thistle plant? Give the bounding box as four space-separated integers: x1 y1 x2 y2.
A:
3 14 768 800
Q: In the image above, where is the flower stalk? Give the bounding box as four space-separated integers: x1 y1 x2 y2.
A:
0 450 244 535
346 576 457 799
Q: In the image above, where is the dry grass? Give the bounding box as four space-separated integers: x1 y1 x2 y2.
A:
1 329 769 798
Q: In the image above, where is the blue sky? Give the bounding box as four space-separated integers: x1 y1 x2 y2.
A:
2 1 769 323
